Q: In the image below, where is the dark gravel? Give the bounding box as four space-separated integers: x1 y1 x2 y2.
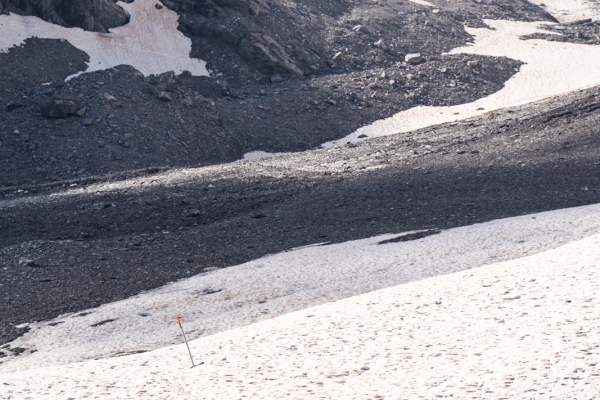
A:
0 38 522 188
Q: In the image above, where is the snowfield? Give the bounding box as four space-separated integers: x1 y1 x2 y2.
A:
2 231 599 398
2 203 600 374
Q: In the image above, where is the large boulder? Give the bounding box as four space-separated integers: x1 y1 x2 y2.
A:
40 99 77 118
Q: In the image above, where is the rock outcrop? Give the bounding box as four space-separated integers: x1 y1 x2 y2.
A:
0 0 130 32
239 33 304 76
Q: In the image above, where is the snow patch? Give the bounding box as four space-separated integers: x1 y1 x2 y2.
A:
241 151 289 161
407 0 435 7
528 0 600 23
0 0 208 79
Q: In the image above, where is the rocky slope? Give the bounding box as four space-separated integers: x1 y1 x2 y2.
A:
1 83 600 348
1 0 599 366
0 0 556 188
0 0 130 32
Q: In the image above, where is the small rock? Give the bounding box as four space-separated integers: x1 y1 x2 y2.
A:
82 118 93 126
40 99 77 118
18 258 37 267
467 60 479 68
157 91 172 102
333 51 342 60
189 209 201 217
223 32 239 45
361 366 370 371
155 3 163 9
374 39 386 50
325 99 337 105
406 74 414 81
144 84 159 96
270 74 284 83
157 72 179 92
405 53 424 65
213 79 231 96
5 101 23 112
248 1 261 16
103 93 117 102
352 25 368 33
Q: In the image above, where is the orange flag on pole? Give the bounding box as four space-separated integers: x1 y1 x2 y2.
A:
175 315 196 368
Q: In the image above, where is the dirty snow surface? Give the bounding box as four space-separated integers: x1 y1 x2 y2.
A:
0 0 208 79
2 203 600 374
528 0 600 23
2 231 600 398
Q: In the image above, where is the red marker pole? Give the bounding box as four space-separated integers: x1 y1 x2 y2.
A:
176 315 195 368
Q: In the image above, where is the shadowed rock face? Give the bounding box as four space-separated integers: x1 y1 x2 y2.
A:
0 0 130 32
165 0 556 82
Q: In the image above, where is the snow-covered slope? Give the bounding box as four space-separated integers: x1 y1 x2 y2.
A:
2 202 600 373
2 231 599 398
528 0 600 23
